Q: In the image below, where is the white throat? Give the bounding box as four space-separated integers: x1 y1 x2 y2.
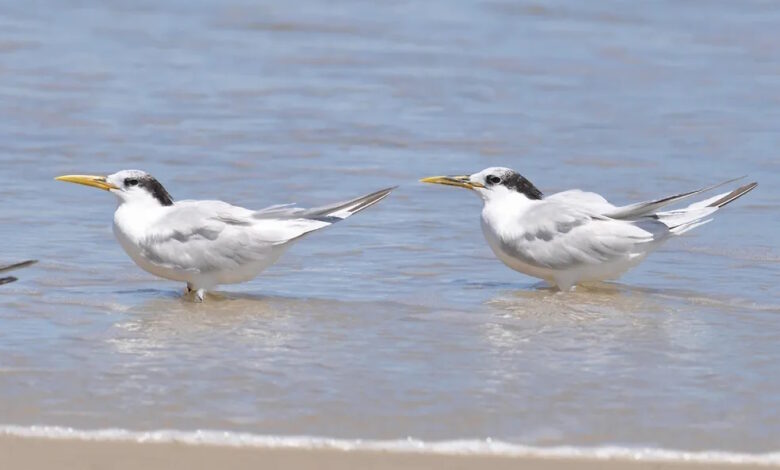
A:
113 197 170 242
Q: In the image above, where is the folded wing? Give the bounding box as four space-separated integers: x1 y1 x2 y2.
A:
138 187 395 274
509 203 661 270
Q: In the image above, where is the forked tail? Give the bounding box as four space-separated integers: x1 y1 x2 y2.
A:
705 182 758 209
656 181 758 234
302 187 397 222
252 187 396 243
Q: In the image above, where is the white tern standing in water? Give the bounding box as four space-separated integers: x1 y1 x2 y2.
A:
57 170 394 301
421 167 756 290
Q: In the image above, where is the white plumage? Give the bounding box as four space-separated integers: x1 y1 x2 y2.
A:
422 167 757 290
57 170 394 301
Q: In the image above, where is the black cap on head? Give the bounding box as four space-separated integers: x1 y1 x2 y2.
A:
484 169 543 200
119 170 174 206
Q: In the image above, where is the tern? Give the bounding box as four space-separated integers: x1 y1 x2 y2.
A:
0 260 37 285
56 170 394 301
421 167 757 290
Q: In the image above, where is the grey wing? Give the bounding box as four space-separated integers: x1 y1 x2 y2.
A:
136 187 395 273
138 202 322 273
508 203 663 270
545 189 616 213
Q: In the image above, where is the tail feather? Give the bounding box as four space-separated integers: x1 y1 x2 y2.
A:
254 187 396 244
654 181 757 234
669 218 713 235
606 176 746 220
253 187 396 222
304 186 396 221
707 182 758 208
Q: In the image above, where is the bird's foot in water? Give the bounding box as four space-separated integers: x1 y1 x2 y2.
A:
185 283 206 302
550 282 576 294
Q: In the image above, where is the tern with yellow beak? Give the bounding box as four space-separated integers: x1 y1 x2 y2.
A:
56 171 394 301
421 167 757 290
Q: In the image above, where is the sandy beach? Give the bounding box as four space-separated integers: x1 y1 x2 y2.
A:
1 436 774 470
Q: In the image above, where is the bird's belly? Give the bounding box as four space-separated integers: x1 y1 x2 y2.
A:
209 248 286 285
562 255 647 284
114 225 288 286
482 229 648 288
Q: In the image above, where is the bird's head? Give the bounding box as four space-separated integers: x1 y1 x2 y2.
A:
420 167 543 202
55 170 174 206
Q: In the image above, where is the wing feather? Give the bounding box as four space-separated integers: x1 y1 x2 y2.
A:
134 188 393 275
137 201 327 273
505 203 660 270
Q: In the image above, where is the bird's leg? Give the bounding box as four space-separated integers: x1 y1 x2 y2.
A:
553 277 575 292
184 283 205 302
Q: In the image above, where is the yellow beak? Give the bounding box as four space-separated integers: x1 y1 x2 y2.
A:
419 175 484 190
55 174 119 191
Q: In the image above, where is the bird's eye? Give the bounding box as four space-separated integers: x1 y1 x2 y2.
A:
125 179 139 187
486 175 501 185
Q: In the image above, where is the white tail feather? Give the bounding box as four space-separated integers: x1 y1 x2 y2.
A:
654 181 757 235
670 218 713 235
686 191 733 210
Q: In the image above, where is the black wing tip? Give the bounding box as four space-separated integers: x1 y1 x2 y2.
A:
709 181 758 208
0 276 18 285
0 259 38 273
348 186 396 214
373 186 398 196
362 186 397 201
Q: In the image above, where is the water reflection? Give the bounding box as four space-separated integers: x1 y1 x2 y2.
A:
107 293 333 358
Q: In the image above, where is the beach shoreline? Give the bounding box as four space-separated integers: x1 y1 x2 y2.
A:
1 435 776 470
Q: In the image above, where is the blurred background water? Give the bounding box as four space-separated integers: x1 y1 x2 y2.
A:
0 0 778 453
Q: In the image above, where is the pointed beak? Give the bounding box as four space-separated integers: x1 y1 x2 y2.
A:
419 175 484 190
55 174 119 191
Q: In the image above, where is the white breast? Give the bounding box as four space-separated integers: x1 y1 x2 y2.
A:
112 202 194 283
479 196 557 282
480 214 556 282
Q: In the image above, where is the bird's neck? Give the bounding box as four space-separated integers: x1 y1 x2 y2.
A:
113 200 170 242
481 192 538 232
482 190 537 209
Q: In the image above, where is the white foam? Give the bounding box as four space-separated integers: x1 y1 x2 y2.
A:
1 425 779 466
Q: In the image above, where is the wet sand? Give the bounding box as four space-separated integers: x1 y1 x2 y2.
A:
0 436 771 470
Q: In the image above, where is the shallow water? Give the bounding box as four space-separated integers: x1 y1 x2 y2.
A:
1 0 779 456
